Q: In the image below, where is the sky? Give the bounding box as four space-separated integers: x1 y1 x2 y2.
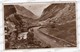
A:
19 3 51 17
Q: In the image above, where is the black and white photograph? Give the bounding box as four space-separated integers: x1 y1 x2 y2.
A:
4 3 76 49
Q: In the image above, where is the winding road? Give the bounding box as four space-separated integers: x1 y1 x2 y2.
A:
33 27 64 47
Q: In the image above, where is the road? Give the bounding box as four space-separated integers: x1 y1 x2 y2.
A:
33 27 63 47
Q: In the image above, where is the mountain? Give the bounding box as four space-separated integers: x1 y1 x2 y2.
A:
4 5 39 31
14 5 37 19
39 3 66 21
38 3 76 45
39 3 76 25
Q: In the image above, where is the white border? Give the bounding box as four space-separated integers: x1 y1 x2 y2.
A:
0 0 80 52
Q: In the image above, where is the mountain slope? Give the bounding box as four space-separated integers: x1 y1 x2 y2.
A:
39 3 66 21
38 3 76 46
4 5 16 19
14 5 37 19
39 3 76 25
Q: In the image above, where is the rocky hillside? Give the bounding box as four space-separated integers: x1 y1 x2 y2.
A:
14 5 37 19
4 5 16 19
38 3 76 45
39 3 66 21
39 3 76 25
4 5 39 31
